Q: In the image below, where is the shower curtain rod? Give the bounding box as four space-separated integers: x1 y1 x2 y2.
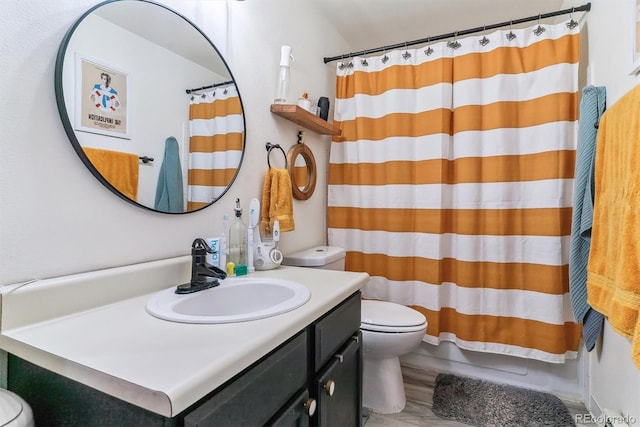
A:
185 80 234 94
323 2 591 64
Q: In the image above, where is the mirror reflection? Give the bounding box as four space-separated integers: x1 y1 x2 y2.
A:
293 156 309 192
55 0 245 214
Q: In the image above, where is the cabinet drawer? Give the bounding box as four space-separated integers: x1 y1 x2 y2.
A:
184 331 307 427
313 291 361 369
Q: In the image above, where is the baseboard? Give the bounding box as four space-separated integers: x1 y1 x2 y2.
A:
589 394 602 419
587 402 635 427
401 341 583 402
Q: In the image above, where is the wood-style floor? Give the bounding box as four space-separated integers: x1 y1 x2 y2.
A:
363 365 596 427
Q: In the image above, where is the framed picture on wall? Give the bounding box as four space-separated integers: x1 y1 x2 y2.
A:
75 54 131 139
632 0 640 74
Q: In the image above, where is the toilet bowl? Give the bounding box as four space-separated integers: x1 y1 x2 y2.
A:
0 389 34 427
283 246 427 414
360 300 426 414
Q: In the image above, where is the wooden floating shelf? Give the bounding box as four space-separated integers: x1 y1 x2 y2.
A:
270 104 341 136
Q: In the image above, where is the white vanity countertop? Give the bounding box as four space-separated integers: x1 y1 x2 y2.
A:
0 256 368 417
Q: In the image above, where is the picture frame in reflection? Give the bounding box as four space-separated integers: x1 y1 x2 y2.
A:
75 54 131 139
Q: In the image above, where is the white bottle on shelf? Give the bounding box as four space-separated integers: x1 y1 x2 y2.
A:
274 45 293 104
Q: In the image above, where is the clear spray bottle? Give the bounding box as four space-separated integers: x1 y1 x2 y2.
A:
228 198 247 267
274 45 293 104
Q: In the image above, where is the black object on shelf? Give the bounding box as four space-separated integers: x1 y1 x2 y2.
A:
318 97 330 121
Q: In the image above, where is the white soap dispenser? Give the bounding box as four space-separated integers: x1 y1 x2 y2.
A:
274 45 293 104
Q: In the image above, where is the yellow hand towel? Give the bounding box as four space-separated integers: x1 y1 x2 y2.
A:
83 147 139 200
587 83 640 369
260 168 295 234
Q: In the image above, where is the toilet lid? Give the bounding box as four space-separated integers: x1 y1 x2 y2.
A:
361 300 426 332
0 389 24 426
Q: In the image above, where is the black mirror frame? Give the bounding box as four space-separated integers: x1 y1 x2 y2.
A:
54 0 246 214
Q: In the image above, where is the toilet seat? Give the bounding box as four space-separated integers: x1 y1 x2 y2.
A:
0 389 31 427
361 300 426 333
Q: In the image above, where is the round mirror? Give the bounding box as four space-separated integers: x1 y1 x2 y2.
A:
287 143 316 200
55 0 245 214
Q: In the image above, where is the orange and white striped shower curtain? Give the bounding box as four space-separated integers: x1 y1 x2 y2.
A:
328 21 582 362
188 84 244 210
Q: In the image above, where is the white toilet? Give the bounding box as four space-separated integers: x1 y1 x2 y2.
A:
360 300 426 414
283 246 427 414
0 389 34 427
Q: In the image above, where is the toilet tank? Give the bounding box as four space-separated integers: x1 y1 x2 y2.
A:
282 246 346 271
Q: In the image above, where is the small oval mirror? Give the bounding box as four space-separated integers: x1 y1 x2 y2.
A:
287 143 316 200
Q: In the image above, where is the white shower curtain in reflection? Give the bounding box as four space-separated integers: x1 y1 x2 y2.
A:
188 85 244 210
328 21 581 362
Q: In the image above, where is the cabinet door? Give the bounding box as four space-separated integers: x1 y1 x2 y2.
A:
313 334 362 427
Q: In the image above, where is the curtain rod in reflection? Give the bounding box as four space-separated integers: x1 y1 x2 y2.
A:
185 80 234 94
323 2 591 64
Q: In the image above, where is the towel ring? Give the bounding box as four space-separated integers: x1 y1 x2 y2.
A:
265 142 287 168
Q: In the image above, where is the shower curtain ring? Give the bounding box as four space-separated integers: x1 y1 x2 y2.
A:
506 20 517 41
479 26 490 46
338 54 346 70
402 42 412 60
424 37 434 56
381 46 389 64
447 32 461 50
534 13 546 36
361 50 369 66
347 54 354 68
567 7 579 29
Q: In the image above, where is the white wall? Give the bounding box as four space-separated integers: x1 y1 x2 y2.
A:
579 0 640 422
0 0 347 285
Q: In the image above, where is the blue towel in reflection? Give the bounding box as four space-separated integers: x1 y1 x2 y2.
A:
154 136 184 213
569 85 606 351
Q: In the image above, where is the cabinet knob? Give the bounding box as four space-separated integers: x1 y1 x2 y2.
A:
324 380 336 396
304 398 317 416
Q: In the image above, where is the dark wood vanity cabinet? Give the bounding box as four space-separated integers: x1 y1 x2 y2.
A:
7 291 362 427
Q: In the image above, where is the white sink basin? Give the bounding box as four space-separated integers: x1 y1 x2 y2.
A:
146 277 311 324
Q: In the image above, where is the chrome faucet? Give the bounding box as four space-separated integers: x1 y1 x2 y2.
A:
176 238 227 294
